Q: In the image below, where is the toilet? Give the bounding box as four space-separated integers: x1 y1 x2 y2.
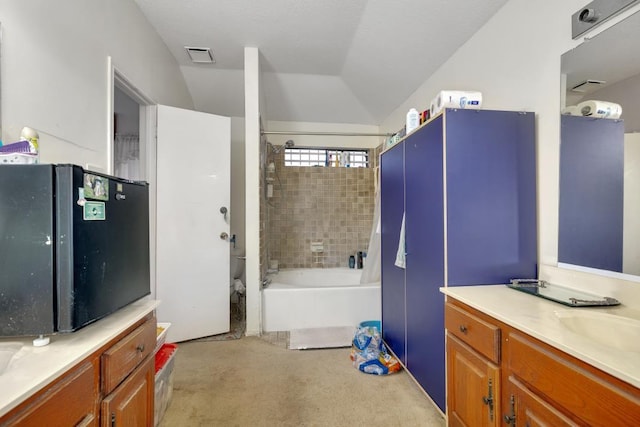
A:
230 253 246 301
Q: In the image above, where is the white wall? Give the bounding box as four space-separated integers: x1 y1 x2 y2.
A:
382 0 640 301
624 133 640 276
244 47 262 335
230 116 246 260
265 121 383 149
1 0 193 170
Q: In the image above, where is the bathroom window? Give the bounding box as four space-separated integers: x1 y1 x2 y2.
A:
284 148 369 168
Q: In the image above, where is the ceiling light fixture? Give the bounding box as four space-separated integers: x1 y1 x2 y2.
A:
185 47 216 64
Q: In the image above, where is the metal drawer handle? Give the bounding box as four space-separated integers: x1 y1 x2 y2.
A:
482 379 494 421
459 325 468 334
504 395 516 425
136 343 145 353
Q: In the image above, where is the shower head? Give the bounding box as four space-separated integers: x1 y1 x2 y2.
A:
268 139 295 153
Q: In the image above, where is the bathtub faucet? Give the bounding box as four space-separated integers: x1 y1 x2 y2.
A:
261 278 272 288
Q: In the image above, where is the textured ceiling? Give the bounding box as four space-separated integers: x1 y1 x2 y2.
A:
134 0 508 125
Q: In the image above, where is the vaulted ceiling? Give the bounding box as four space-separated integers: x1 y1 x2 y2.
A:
134 0 508 125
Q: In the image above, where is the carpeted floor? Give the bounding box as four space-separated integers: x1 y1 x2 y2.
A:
159 336 445 427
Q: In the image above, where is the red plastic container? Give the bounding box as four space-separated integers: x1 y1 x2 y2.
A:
155 343 177 373
155 343 178 426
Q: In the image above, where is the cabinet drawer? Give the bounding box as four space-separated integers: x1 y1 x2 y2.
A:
4 360 98 426
507 332 640 427
102 316 156 395
445 302 500 363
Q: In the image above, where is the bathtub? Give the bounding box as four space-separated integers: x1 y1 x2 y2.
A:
262 268 381 332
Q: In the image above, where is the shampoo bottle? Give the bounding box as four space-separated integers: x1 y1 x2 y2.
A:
406 108 420 134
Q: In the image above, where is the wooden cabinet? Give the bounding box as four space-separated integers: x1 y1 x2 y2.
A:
0 360 99 426
101 357 154 427
445 298 640 427
445 302 500 427
506 330 640 426
446 334 500 427
380 108 536 412
504 376 578 427
101 318 156 395
445 302 500 364
101 316 156 427
1 314 156 427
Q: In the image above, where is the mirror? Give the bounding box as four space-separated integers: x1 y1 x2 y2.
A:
0 22 3 143
560 10 640 280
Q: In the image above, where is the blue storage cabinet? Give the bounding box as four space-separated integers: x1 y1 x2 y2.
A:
380 109 537 413
446 109 537 284
379 141 407 365
559 115 624 272
404 116 446 409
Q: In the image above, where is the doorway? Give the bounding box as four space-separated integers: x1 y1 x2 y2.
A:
108 59 157 298
114 86 141 180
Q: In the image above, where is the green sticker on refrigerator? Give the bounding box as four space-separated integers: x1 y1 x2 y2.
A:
83 201 106 220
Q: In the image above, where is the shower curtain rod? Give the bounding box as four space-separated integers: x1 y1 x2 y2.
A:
261 130 392 137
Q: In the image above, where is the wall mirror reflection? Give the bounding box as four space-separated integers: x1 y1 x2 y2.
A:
560 9 640 280
0 22 3 142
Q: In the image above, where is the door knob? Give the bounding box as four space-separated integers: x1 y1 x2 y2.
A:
220 232 229 240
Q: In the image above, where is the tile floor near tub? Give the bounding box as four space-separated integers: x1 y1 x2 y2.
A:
159 335 445 427
260 330 290 348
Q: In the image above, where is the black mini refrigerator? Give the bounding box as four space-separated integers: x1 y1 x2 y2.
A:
0 164 150 336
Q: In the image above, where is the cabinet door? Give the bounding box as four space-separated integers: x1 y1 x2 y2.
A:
445 109 537 284
446 333 499 427
101 356 154 427
380 142 407 364
404 116 446 411
504 376 578 427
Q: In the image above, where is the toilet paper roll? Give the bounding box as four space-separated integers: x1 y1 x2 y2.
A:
233 279 245 293
577 100 622 119
432 90 483 115
429 99 437 117
561 105 581 116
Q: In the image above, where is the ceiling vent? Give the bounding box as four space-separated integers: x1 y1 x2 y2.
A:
571 79 605 93
185 47 215 64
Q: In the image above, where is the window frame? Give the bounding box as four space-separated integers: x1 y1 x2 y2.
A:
283 147 369 168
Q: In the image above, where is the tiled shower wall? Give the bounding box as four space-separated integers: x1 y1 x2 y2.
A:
265 150 376 268
259 139 268 278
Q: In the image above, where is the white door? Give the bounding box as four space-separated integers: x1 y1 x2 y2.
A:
156 105 230 343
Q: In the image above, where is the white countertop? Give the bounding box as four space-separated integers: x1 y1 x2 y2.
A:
440 285 640 389
0 299 159 418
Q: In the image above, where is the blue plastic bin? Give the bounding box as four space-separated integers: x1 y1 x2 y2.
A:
359 320 381 331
